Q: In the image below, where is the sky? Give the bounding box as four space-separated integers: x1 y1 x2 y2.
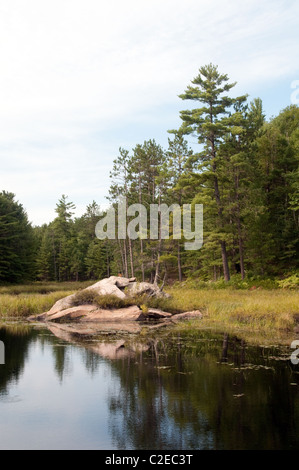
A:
0 0 299 226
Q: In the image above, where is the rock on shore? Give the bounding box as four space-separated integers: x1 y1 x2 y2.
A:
27 276 202 325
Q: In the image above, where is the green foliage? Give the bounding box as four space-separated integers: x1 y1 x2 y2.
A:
0 191 35 283
278 274 299 289
84 239 107 279
176 274 279 290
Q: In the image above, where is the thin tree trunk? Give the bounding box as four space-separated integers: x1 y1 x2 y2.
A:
177 241 182 282
123 239 128 278
106 243 110 277
140 239 145 282
128 237 134 278
154 239 162 286
117 238 125 275
213 264 217 281
237 219 245 280
150 251 154 283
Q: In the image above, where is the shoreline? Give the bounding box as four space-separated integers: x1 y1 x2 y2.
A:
0 283 298 347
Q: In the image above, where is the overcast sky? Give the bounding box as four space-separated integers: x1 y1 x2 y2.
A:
0 0 298 225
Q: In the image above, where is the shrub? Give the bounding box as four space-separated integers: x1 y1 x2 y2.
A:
70 289 181 313
278 274 299 289
71 290 137 309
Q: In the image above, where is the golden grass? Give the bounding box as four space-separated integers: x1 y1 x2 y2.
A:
165 287 299 333
0 291 75 318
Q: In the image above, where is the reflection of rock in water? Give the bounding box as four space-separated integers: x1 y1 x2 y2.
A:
47 323 150 360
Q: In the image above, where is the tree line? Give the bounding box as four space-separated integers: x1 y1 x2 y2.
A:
0 64 298 284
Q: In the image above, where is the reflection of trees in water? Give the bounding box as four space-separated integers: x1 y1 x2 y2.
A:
0 325 46 395
106 332 299 450
0 324 104 391
52 340 103 381
107 335 218 449
52 344 72 382
1 325 299 449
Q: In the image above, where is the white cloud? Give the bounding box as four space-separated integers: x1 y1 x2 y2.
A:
0 0 298 224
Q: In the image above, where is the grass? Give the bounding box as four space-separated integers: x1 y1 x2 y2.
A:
0 281 91 318
165 287 299 335
0 280 93 295
0 291 76 318
70 289 181 313
0 281 298 344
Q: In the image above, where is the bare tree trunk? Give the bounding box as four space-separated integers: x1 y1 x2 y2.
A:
128 237 134 278
153 242 161 286
160 269 167 291
220 240 230 282
177 241 182 282
123 239 128 278
117 238 125 275
237 220 245 280
150 251 154 283
213 265 217 281
140 239 145 282
106 243 110 277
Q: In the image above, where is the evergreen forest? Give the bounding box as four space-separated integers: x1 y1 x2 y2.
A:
1 65 298 286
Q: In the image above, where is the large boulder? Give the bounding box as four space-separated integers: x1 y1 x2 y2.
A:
45 276 137 316
125 281 169 298
43 276 166 318
84 276 137 299
27 276 203 326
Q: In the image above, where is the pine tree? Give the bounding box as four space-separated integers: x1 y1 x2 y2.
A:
0 191 35 283
176 64 247 281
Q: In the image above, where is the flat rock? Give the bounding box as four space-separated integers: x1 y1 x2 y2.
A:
46 293 78 315
138 308 173 320
28 304 143 323
80 305 142 322
171 310 203 322
44 276 162 318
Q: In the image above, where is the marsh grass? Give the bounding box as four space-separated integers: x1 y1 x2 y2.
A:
166 287 299 332
71 290 137 309
0 281 93 296
0 291 75 318
1 281 298 338
70 289 181 313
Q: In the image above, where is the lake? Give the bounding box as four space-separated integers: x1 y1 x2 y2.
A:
0 322 298 450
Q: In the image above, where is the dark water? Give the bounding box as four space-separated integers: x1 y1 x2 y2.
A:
0 322 298 450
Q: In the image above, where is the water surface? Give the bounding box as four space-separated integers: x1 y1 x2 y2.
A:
0 323 298 450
